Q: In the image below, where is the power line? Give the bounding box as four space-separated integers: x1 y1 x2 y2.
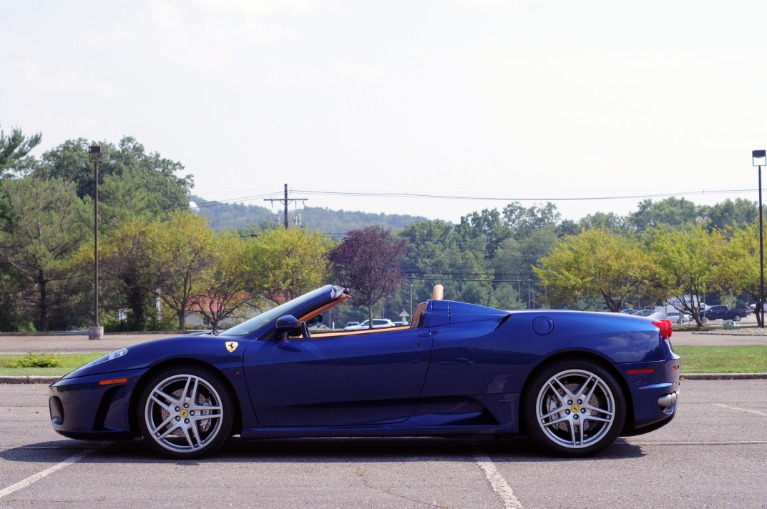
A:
292 188 758 203
196 186 759 208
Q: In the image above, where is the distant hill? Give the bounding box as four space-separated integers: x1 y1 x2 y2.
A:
190 195 429 237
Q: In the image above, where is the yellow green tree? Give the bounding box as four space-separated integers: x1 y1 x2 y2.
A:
534 228 656 312
647 223 724 326
191 230 253 330
716 223 765 326
247 227 334 306
147 211 217 331
97 216 159 330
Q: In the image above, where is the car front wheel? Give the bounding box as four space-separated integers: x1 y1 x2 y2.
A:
137 366 233 459
523 360 625 456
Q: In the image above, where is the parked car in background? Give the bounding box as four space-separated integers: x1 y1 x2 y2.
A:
344 318 397 330
702 305 749 322
667 311 692 324
344 321 360 329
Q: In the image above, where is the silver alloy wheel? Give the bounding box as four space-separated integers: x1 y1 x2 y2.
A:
143 373 225 454
534 368 616 449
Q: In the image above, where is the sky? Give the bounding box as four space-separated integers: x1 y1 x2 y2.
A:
3 0 767 224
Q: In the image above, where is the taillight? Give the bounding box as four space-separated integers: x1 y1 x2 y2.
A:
651 319 673 340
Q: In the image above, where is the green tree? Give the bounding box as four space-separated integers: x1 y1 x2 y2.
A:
34 136 193 225
0 177 90 330
579 211 629 234
534 228 655 311
0 126 41 175
629 197 700 232
502 202 562 239
248 227 334 306
702 198 758 233
399 220 492 306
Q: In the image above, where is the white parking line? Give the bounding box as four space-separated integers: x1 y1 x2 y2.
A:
472 447 523 509
0 449 97 499
715 403 767 417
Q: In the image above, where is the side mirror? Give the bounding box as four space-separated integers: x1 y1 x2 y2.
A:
275 315 299 340
306 314 323 327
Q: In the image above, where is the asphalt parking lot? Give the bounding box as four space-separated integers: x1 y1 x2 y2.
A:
1 379 765 508
1 326 766 507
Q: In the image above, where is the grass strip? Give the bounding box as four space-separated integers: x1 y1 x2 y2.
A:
0 353 103 377
674 345 767 374
0 346 766 377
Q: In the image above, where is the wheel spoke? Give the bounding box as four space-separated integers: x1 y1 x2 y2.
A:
149 389 178 412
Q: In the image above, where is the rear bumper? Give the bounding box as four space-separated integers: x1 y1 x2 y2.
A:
619 356 681 431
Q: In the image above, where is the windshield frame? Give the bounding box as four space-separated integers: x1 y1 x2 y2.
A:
219 285 347 338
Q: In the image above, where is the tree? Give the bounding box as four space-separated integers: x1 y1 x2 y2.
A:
579 211 629 234
716 223 765 326
0 177 90 330
98 216 159 330
702 198 758 233
0 126 41 175
191 231 253 330
502 202 562 239
455 209 511 260
34 136 193 224
247 227 334 306
330 226 407 327
647 223 723 326
534 228 656 311
146 211 217 331
629 197 700 232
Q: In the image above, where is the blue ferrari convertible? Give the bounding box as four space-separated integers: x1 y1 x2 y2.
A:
49 284 680 458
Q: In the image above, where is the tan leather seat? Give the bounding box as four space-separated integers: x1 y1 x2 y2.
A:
410 285 444 328
410 302 427 328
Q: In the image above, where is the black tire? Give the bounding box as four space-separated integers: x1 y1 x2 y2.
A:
137 366 233 459
732 314 742 322
522 360 626 457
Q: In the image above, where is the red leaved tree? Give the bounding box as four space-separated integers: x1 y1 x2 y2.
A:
329 226 407 327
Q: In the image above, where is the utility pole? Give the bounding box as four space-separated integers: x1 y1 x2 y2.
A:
264 184 307 228
88 145 103 340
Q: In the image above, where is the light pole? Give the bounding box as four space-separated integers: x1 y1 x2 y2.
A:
753 150 766 328
88 145 103 340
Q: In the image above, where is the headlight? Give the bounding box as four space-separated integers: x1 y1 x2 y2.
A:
81 348 128 369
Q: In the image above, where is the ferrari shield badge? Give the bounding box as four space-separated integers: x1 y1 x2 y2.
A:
225 341 238 353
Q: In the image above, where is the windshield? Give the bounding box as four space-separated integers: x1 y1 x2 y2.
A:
220 285 345 337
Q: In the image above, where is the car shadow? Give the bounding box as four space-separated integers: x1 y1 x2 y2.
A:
0 436 644 464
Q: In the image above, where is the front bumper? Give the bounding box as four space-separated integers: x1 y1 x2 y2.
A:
49 369 144 440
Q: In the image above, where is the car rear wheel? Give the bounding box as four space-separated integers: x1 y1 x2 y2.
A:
523 360 625 457
137 366 233 459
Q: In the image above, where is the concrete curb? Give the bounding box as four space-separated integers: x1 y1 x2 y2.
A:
680 373 767 380
0 376 61 384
